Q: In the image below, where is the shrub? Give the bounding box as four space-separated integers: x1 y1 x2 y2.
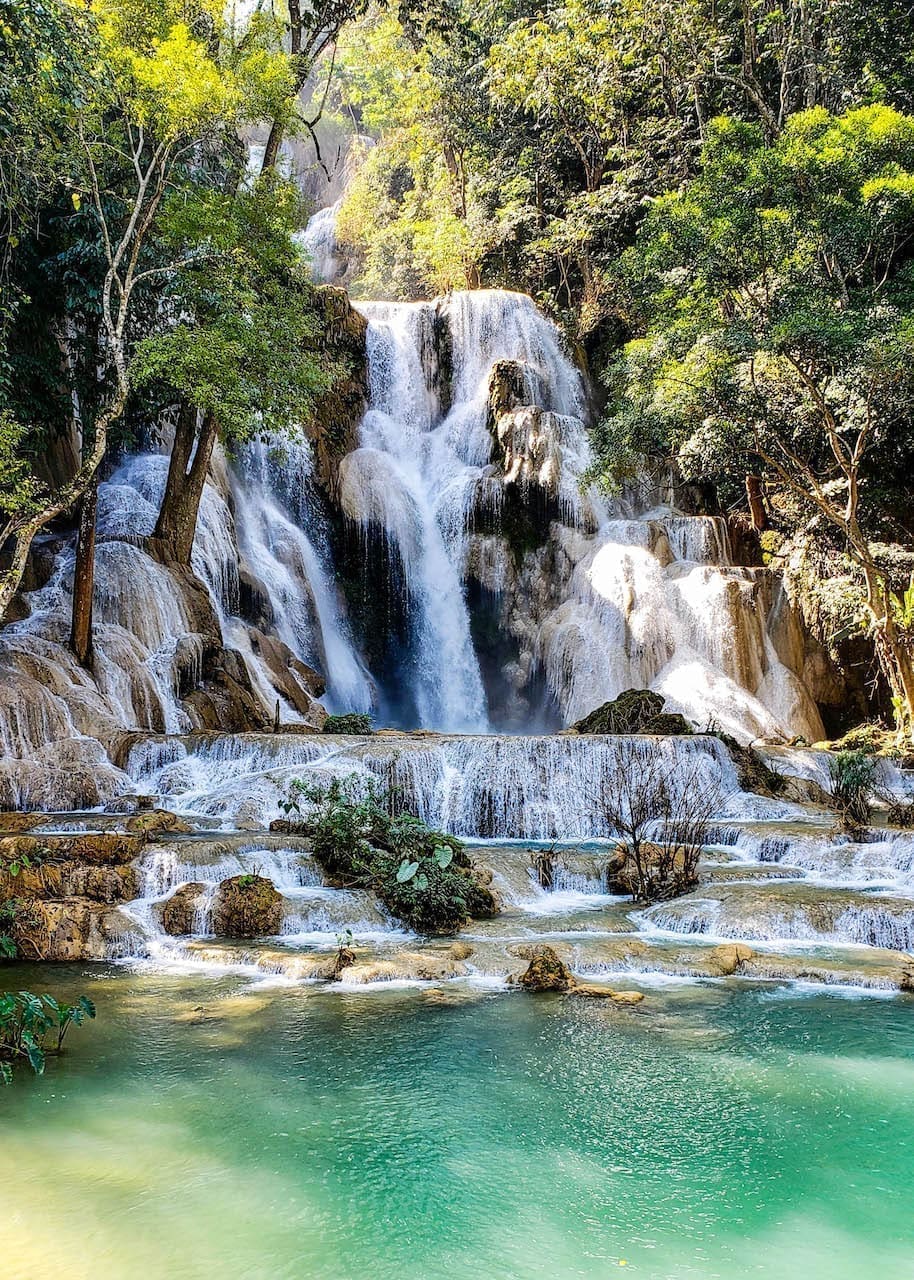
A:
828 750 877 832
322 714 373 735
282 776 497 933
0 991 96 1085
598 739 724 902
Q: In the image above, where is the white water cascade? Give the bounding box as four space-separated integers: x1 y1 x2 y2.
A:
338 288 824 740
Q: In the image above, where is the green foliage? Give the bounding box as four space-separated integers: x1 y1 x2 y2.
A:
131 180 331 447
0 990 96 1085
321 713 373 735
597 105 914 485
0 897 39 962
828 750 878 830
282 775 497 934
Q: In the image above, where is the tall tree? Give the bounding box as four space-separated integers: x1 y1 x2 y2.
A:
0 0 293 641
133 181 333 566
596 107 914 739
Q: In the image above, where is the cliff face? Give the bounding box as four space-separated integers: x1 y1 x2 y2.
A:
303 285 369 497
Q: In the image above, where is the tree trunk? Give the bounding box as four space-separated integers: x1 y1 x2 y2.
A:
260 120 284 174
152 407 220 565
260 0 303 177
745 473 768 531
69 472 98 668
859 562 914 742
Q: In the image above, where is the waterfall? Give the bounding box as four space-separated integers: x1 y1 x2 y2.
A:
126 730 743 837
0 280 830 811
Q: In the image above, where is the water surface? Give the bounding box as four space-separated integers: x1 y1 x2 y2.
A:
2 967 913 1280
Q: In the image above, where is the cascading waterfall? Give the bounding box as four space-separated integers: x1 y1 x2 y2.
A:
0 274 829 794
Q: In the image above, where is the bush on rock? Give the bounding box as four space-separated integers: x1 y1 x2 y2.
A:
282 776 498 934
573 690 692 735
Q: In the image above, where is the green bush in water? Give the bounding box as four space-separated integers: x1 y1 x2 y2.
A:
282 776 497 933
828 750 877 831
322 713 373 735
0 991 96 1085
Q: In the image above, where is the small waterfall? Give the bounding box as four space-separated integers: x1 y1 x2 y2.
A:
297 199 344 283
231 440 373 714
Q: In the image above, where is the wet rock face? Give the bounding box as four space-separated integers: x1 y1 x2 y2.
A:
211 875 283 938
245 630 327 727
8 898 139 962
304 285 370 497
184 645 272 733
161 882 209 936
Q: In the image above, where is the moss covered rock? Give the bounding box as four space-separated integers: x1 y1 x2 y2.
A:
573 689 689 735
211 875 283 938
515 944 574 992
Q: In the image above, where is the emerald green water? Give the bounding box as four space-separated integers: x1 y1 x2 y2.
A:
2 968 913 1280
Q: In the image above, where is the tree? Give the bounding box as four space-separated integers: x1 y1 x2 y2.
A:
258 0 369 176
598 738 723 902
597 107 914 739
133 180 333 565
0 0 293 643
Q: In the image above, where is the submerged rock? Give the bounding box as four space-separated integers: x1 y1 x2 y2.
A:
211 875 283 938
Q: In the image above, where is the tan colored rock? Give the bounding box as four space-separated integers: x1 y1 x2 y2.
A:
0 832 141 867
0 811 42 833
449 941 475 960
161 883 209 936
341 951 470 984
570 983 645 1004
709 943 755 976
513 945 574 992
126 809 193 838
12 899 139 961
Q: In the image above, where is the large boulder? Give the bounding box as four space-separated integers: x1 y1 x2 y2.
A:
211 875 283 938
514 944 575 992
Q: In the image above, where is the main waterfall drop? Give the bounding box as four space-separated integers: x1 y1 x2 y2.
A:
335 288 824 740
